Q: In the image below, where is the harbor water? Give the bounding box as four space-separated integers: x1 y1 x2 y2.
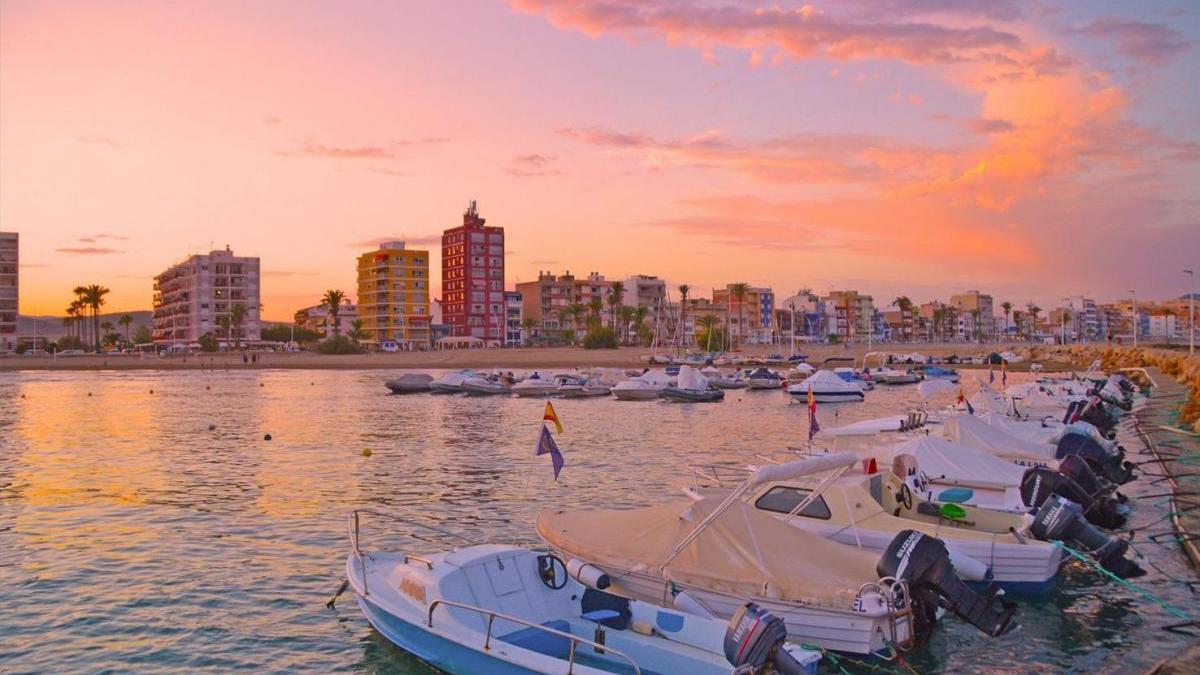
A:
1 368 1195 673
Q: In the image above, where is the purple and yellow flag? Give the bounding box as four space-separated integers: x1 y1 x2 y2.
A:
536 425 565 480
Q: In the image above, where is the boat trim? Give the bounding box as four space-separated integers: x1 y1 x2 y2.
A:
426 598 643 675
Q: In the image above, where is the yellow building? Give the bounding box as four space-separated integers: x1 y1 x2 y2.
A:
356 241 431 348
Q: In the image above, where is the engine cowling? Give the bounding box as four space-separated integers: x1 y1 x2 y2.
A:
876 530 1017 644
1056 433 1135 485
1029 496 1145 579
1020 466 1127 529
723 602 808 675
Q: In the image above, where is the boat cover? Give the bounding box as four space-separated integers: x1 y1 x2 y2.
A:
676 365 709 390
537 497 878 606
918 379 957 398
889 436 1028 487
942 414 1056 460
747 367 779 380
798 369 859 391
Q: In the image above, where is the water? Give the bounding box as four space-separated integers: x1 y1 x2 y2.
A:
1 368 1195 673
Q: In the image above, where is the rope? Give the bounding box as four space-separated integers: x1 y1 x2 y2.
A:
1055 541 1193 621
798 643 920 675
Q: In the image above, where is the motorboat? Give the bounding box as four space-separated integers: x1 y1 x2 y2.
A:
430 369 481 394
917 366 960 383
661 366 724 403
541 456 1018 655
611 370 673 401
784 363 815 382
684 453 1064 592
745 367 783 390
702 366 746 389
877 368 921 385
385 373 433 393
833 368 875 391
786 370 865 403
513 372 582 398
461 371 513 396
344 511 821 675
557 378 612 398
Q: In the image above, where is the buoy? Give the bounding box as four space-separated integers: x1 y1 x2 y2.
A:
208 424 216 431
361 448 372 457
260 383 264 387
206 385 210 390
264 433 272 441
149 389 154 394
88 392 92 396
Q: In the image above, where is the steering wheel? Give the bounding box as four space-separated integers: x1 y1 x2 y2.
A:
899 483 914 511
537 554 568 590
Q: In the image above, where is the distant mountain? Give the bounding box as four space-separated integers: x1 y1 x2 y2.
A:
18 311 153 339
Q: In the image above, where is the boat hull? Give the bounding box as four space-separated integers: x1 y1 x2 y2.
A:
661 387 725 403
788 389 865 403
611 388 663 400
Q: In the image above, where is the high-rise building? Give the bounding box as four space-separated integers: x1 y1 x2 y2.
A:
152 246 261 345
950 291 995 340
356 241 431 348
0 232 16 351
516 271 578 338
714 285 776 344
441 201 505 343
822 290 874 343
624 274 668 341
504 291 524 347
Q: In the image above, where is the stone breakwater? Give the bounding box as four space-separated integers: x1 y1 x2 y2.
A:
1050 345 1200 432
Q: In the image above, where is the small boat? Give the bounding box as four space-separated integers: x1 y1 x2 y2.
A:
385 373 433 394
461 372 513 396
745 367 783 389
704 367 747 389
661 366 724 402
786 370 865 403
918 366 960 383
345 512 822 675
833 368 875 391
557 378 612 398
878 369 922 385
512 372 579 398
611 370 672 401
429 369 480 394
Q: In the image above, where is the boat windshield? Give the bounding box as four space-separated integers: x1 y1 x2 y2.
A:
753 486 832 520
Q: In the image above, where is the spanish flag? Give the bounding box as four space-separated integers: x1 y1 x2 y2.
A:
543 401 563 434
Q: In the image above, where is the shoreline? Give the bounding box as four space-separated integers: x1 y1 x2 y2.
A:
0 342 1078 372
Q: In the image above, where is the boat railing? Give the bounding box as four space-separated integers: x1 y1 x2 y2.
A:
347 509 480 596
686 463 753 487
427 599 642 675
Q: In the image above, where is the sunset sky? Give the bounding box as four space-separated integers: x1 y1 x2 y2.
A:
2 0 1198 321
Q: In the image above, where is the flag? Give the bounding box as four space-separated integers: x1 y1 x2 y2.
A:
807 385 819 441
957 387 975 415
536 425 565 480
1001 360 1008 386
543 401 563 434
989 367 995 384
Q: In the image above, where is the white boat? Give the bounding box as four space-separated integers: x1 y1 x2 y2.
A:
786 370 865 403
461 372 513 396
833 368 875 391
611 370 672 401
557 378 612 398
684 453 1062 593
542 455 1018 655
512 372 580 398
345 512 821 675
878 369 921 385
660 365 724 403
385 373 433 393
745 368 783 389
430 369 480 394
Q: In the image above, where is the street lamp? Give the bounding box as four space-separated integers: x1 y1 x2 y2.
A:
1061 298 1071 346
1185 270 1195 356
1129 290 1137 348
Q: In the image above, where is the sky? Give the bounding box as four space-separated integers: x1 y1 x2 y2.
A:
2 0 1198 321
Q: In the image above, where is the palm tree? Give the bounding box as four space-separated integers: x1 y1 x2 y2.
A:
891 296 913 342
970 309 981 344
729 283 751 348
118 314 133 344
617 306 635 344
1000 301 1013 338
568 303 586 335
632 306 649 345
697 314 721 352
931 307 948 342
1027 303 1042 339
556 307 573 342
677 284 690 347
521 316 537 345
230 303 248 349
322 289 346 339
587 297 603 330
607 281 625 333
216 315 231 348
82 285 110 352
347 318 371 343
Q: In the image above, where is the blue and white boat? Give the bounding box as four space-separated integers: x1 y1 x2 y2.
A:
344 511 821 674
786 370 865 403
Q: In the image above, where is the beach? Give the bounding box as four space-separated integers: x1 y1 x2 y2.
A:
0 342 1073 371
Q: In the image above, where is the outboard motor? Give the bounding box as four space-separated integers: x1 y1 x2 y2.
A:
1056 432 1135 485
1059 455 1128 504
1030 496 1145 578
1062 400 1086 425
723 602 809 675
1077 398 1119 435
1020 466 1127 529
877 531 1017 643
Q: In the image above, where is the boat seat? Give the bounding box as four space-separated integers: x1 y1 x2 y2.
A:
498 619 571 658
937 487 974 503
581 588 631 629
582 609 621 623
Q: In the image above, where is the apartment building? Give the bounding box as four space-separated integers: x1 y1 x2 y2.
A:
441 201 505 343
624 275 667 337
356 241 431 347
0 232 16 350
822 290 875 343
713 284 776 344
504 291 524 347
152 246 261 344
294 299 358 339
949 291 995 341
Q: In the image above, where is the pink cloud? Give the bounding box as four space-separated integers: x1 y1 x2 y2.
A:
1071 18 1190 66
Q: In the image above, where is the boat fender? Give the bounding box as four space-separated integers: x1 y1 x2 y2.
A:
943 545 990 581
1029 496 1145 578
877 530 1018 641
630 619 654 636
672 591 718 619
566 558 611 590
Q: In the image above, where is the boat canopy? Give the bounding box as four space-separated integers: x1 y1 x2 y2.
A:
802 369 858 389
917 379 957 398
889 436 1027 486
537 497 878 606
676 365 709 390
942 414 1056 460
747 367 778 379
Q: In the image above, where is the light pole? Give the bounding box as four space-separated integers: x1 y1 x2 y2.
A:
1185 270 1195 356
1129 290 1137 348
1061 298 1070 346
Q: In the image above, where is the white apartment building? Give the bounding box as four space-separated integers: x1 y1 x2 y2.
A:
153 246 261 345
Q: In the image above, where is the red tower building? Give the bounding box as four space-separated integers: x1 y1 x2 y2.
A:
441 201 505 341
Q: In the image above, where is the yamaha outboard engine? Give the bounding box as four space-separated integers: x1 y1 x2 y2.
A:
877 531 1017 643
1020 466 1127 529
1030 496 1145 578
723 603 809 675
1059 455 1128 504
1077 398 1119 434
1056 432 1135 485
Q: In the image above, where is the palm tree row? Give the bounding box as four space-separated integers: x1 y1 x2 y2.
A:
63 284 111 351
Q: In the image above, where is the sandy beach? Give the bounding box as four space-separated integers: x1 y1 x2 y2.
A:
0 342 1077 372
